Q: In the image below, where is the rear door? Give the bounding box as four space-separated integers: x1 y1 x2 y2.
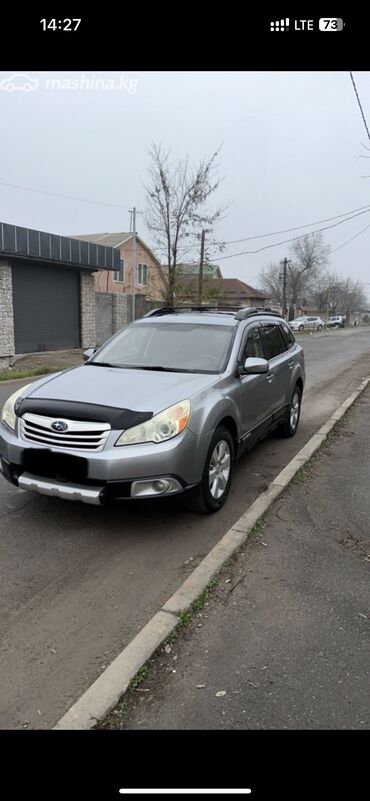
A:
260 322 290 414
238 323 275 438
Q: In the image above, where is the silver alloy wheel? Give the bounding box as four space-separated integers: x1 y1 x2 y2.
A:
290 390 300 431
209 439 231 499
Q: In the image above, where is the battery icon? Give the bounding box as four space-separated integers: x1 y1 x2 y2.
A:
319 18 344 31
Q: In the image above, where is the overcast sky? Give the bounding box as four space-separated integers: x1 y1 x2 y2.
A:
0 71 369 294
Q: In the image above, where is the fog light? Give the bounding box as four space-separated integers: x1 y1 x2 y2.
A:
153 479 170 493
131 477 182 498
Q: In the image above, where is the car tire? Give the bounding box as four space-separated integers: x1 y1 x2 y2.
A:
184 426 234 514
279 384 302 438
298 324 304 331
317 325 323 331
334 324 340 329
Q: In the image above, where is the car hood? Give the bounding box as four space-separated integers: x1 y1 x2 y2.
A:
24 365 219 416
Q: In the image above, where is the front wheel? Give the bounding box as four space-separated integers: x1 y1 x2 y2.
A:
184 426 234 514
298 324 304 331
279 385 302 438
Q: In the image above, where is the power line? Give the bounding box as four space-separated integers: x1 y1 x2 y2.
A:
216 208 370 260
350 72 370 141
330 223 370 253
0 180 139 210
220 204 370 244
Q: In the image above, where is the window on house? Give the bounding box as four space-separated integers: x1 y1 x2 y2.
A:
113 259 124 282
137 263 148 286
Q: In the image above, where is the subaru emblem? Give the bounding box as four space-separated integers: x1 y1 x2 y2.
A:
51 420 68 432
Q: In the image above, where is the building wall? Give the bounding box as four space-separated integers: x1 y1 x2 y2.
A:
80 272 96 348
94 239 164 300
0 259 15 366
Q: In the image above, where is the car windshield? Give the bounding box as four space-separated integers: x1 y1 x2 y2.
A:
89 322 235 373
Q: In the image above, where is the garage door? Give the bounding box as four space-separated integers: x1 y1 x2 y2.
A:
12 262 81 353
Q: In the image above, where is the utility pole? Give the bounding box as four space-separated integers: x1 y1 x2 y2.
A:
131 206 137 321
198 229 206 304
326 284 330 328
280 257 290 320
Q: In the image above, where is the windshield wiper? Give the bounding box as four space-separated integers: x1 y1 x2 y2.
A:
126 365 190 372
85 361 120 368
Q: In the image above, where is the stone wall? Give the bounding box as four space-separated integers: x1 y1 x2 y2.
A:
80 272 96 349
0 259 15 367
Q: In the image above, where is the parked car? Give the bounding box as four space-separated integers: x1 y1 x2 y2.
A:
0 307 305 514
290 315 324 332
327 315 345 329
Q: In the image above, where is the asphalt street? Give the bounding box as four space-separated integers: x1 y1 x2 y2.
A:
0 327 369 728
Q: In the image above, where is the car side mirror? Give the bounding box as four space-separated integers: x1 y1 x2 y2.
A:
241 357 269 375
83 348 96 362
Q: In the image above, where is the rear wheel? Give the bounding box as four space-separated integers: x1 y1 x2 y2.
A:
279 385 302 438
184 426 234 514
317 324 323 331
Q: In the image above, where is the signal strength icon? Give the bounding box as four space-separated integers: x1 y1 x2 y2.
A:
270 18 290 31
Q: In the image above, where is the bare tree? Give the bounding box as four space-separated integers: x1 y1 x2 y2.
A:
258 262 284 306
144 143 225 305
288 232 330 306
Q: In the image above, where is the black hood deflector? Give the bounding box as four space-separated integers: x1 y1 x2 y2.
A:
15 397 153 430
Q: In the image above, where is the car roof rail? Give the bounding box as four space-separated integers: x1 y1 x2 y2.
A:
143 305 238 317
234 306 282 320
142 305 282 320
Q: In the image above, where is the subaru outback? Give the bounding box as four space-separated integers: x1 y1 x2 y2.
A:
0 307 305 514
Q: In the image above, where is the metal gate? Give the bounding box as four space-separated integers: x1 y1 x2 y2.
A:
12 262 81 353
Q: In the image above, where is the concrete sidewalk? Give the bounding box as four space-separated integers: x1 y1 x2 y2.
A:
103 388 370 730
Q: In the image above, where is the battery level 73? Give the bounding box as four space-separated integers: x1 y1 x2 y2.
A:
319 18 344 31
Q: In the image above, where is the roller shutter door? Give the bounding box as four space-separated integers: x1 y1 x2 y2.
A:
12 262 81 353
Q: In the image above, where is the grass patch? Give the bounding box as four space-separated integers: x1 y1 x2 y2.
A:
0 365 72 382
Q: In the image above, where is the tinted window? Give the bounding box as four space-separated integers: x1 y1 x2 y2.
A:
244 327 265 359
262 324 287 359
280 322 295 349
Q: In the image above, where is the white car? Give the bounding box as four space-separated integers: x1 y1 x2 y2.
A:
289 316 324 332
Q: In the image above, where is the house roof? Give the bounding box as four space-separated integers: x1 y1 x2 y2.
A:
212 279 270 298
180 277 270 299
71 232 161 266
178 263 223 278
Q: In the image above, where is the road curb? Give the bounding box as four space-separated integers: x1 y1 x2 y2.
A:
54 376 370 729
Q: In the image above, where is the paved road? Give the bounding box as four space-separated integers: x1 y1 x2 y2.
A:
0 328 370 728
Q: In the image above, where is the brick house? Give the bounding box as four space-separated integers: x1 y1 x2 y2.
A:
73 232 164 301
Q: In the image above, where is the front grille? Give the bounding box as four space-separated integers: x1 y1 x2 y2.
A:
20 412 111 452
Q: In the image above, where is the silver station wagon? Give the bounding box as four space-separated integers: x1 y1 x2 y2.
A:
0 306 305 514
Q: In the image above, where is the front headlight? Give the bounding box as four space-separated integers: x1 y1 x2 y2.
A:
115 399 191 446
1 384 32 431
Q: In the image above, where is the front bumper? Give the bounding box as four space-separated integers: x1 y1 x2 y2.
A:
0 420 204 504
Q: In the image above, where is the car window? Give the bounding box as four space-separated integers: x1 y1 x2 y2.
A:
280 322 295 349
307 317 317 321
244 327 265 360
261 323 287 359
